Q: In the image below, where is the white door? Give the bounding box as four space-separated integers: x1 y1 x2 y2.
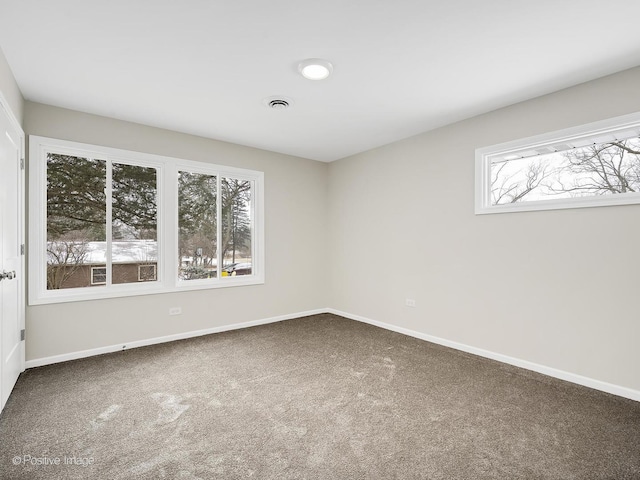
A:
0 100 24 413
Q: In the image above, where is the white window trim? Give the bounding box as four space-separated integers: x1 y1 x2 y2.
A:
29 136 265 305
475 112 640 215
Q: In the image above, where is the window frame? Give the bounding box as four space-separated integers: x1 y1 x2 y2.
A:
173 159 261 289
29 136 265 305
475 112 640 215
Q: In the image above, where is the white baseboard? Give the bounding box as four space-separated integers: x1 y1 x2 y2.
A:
25 307 639 402
326 308 640 403
25 309 326 369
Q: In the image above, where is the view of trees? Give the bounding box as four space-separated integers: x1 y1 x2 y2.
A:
177 172 252 280
46 153 253 289
111 163 158 241
491 137 640 205
47 154 106 239
47 154 106 289
46 240 91 290
178 172 217 279
221 178 252 266
47 155 158 288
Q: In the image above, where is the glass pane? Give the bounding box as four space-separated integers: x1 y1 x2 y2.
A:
111 163 158 284
178 171 217 280
491 136 640 205
221 178 253 277
46 153 106 289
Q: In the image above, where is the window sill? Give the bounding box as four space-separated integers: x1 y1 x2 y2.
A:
28 276 265 306
475 191 640 215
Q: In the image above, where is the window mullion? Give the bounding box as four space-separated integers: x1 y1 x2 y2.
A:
105 158 113 286
168 166 179 286
216 175 222 279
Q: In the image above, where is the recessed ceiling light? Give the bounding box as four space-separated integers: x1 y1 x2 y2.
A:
298 58 333 80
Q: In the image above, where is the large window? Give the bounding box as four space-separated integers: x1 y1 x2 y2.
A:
475 112 640 214
29 136 264 304
45 153 158 290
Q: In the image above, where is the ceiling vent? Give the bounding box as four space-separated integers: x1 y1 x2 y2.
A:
269 99 289 109
263 96 293 110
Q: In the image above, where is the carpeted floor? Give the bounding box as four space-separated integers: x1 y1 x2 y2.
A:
0 313 638 479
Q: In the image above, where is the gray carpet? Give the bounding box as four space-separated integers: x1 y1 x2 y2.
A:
0 313 638 479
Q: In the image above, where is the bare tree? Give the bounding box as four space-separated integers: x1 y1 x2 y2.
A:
221 179 252 265
178 172 218 279
551 141 640 196
490 138 640 205
47 240 89 289
491 158 553 204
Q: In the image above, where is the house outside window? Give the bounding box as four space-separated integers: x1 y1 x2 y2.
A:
29 136 264 305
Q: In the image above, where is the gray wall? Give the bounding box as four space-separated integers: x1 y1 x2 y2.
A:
24 102 329 361
328 67 640 392
14 64 640 395
0 46 23 124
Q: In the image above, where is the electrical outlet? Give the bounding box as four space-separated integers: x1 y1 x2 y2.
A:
169 307 182 316
405 298 416 307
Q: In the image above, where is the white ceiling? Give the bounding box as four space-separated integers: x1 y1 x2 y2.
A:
1 1 640 162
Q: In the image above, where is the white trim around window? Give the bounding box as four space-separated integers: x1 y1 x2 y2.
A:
475 112 640 215
29 136 265 305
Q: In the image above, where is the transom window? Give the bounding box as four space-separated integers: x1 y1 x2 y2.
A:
475 112 640 214
29 136 264 305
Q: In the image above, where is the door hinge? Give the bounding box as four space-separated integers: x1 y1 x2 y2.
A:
20 244 25 255
20 329 25 341
20 158 24 170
